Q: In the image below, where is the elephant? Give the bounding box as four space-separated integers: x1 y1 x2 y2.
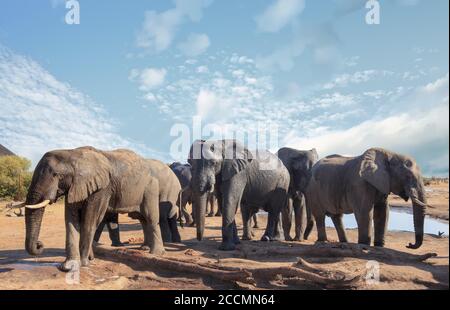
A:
169 162 220 227
19 146 173 271
188 139 290 251
305 148 428 249
129 159 182 244
93 212 124 247
277 147 319 241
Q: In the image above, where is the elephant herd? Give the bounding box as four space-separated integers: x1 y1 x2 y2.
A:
14 140 428 271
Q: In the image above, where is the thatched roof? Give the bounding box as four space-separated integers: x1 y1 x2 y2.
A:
0 144 16 157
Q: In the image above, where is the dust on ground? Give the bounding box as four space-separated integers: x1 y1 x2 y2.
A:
0 184 448 290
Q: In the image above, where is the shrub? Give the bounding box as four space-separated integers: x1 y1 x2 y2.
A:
0 156 33 200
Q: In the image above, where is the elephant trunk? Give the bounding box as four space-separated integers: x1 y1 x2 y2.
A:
194 192 208 241
407 183 426 249
25 190 46 256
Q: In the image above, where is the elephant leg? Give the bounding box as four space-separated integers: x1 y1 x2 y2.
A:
282 197 294 241
215 197 222 216
315 214 327 242
219 182 242 251
303 199 314 240
252 213 258 228
207 193 215 217
79 195 109 267
93 220 106 244
354 205 374 246
241 205 253 241
293 195 307 241
159 203 172 243
137 218 151 251
141 180 165 255
181 196 193 226
331 214 348 243
168 215 181 243
373 196 389 247
262 209 282 241
60 202 82 272
106 213 123 247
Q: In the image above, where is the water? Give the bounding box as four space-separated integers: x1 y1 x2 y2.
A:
324 209 449 236
257 209 449 236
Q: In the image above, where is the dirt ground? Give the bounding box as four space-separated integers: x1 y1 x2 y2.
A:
0 184 448 290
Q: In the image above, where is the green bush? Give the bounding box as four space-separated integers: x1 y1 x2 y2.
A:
0 156 33 200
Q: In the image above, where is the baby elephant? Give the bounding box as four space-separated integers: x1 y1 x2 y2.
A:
305 148 428 249
130 159 182 244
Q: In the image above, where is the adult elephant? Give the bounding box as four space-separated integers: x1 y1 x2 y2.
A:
169 162 220 227
305 148 428 249
18 146 171 271
277 147 319 241
188 140 290 251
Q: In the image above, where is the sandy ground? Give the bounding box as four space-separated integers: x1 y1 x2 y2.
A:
0 184 448 290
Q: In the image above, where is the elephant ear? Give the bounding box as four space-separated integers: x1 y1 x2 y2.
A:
221 140 253 182
359 149 390 195
67 149 111 204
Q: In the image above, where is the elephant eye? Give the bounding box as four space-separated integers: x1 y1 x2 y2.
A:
404 160 413 168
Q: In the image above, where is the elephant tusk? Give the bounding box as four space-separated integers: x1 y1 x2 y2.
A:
25 200 51 209
411 198 428 208
7 202 26 209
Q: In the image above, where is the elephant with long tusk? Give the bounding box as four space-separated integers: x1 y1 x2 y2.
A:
22 146 173 271
305 148 429 249
9 200 51 210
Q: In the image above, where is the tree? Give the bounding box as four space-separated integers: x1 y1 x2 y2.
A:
0 156 33 200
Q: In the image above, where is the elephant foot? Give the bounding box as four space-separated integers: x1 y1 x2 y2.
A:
214 212 221 217
219 242 236 251
285 235 294 242
150 246 165 256
81 258 90 267
374 241 385 247
111 241 128 247
253 225 259 229
206 213 214 217
242 234 253 241
188 221 196 227
172 236 182 243
58 259 81 272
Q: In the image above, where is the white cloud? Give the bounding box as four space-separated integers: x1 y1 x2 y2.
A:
136 0 212 52
0 46 163 166
323 70 393 89
285 74 450 176
178 33 210 56
197 65 209 73
130 67 167 91
255 0 305 33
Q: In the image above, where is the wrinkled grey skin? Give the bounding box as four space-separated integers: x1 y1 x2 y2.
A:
277 147 319 241
305 148 427 249
169 162 220 227
130 159 181 244
24 147 170 271
189 140 290 251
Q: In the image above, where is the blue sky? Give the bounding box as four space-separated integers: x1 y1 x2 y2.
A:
0 0 449 176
